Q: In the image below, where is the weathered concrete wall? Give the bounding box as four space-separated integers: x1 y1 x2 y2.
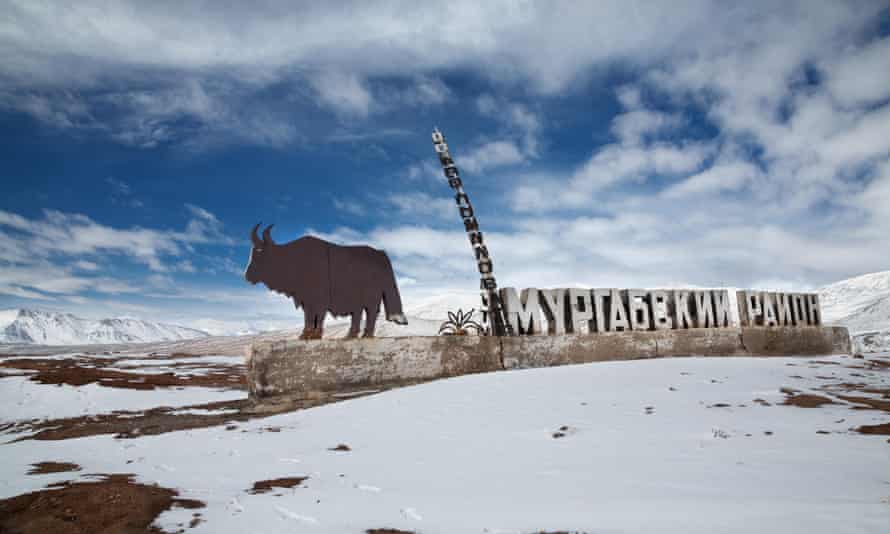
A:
247 335 501 398
247 326 851 399
503 326 850 370
740 326 850 356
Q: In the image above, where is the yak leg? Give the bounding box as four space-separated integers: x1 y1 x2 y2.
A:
299 304 322 340
299 304 313 340
314 311 325 339
346 312 361 339
363 302 380 338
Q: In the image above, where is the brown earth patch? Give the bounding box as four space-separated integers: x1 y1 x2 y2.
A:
0 473 203 534
27 462 81 475
10 397 294 442
366 529 417 534
781 392 836 408
0 356 244 391
329 443 352 451
846 357 890 371
833 394 890 413
248 476 308 494
855 422 890 435
6 384 393 442
819 382 890 396
1 353 401 442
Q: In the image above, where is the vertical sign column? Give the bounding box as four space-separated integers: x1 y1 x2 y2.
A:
431 128 511 336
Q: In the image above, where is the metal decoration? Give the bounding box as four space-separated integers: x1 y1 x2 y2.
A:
438 308 484 336
431 128 512 336
245 225 408 340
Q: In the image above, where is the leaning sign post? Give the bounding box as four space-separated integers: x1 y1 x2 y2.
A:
431 128 512 336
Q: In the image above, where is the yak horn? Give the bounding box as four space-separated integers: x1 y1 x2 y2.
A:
251 223 262 247
262 224 275 245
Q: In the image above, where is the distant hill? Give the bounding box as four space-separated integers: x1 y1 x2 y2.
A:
820 270 890 353
0 308 209 345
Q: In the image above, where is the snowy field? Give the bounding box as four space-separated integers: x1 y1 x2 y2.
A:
1 350 888 533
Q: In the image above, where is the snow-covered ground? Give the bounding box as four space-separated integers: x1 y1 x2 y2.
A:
2 352 888 533
0 353 245 423
0 376 243 422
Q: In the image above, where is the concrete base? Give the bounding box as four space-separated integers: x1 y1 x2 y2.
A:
246 326 851 399
247 335 502 399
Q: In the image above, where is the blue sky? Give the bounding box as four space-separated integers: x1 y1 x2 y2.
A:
1 1 889 333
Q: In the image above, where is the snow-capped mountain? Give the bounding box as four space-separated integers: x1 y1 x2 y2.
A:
819 270 890 353
0 309 209 345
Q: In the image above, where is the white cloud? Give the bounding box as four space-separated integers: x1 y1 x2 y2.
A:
0 2 716 92
476 94 542 157
461 140 525 173
309 70 373 117
4 1 881 155
825 36 890 108
72 260 100 271
3 0 890 322
611 110 684 146
387 192 455 221
663 159 763 198
332 198 367 217
0 205 232 302
391 76 451 106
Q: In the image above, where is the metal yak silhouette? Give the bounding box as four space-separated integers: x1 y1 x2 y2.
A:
244 224 407 340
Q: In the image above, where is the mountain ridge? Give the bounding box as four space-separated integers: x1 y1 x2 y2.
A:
0 308 209 345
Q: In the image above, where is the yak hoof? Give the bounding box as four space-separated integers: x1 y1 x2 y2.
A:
345 331 359 339
300 328 323 340
387 313 408 325
362 332 375 339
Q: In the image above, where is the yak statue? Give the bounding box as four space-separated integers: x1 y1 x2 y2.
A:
245 224 407 339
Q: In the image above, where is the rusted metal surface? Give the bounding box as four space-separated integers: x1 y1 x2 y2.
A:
244 224 407 339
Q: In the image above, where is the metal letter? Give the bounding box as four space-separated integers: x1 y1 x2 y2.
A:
762 292 778 327
775 293 793 326
568 288 594 334
627 289 651 331
592 289 610 333
713 289 732 328
746 291 763 326
539 288 567 335
500 287 541 335
674 290 694 329
806 293 821 325
693 290 716 328
609 289 630 332
650 290 673 330
791 293 807 325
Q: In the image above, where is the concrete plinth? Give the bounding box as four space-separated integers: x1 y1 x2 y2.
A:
247 335 502 398
246 326 851 399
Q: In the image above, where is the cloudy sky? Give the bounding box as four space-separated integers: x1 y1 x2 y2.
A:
1 1 889 333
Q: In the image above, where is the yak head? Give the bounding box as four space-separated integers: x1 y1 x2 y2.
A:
244 223 276 286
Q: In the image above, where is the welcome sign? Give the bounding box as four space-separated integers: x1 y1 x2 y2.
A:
498 288 822 336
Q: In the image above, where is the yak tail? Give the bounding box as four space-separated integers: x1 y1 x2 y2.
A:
381 254 407 325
